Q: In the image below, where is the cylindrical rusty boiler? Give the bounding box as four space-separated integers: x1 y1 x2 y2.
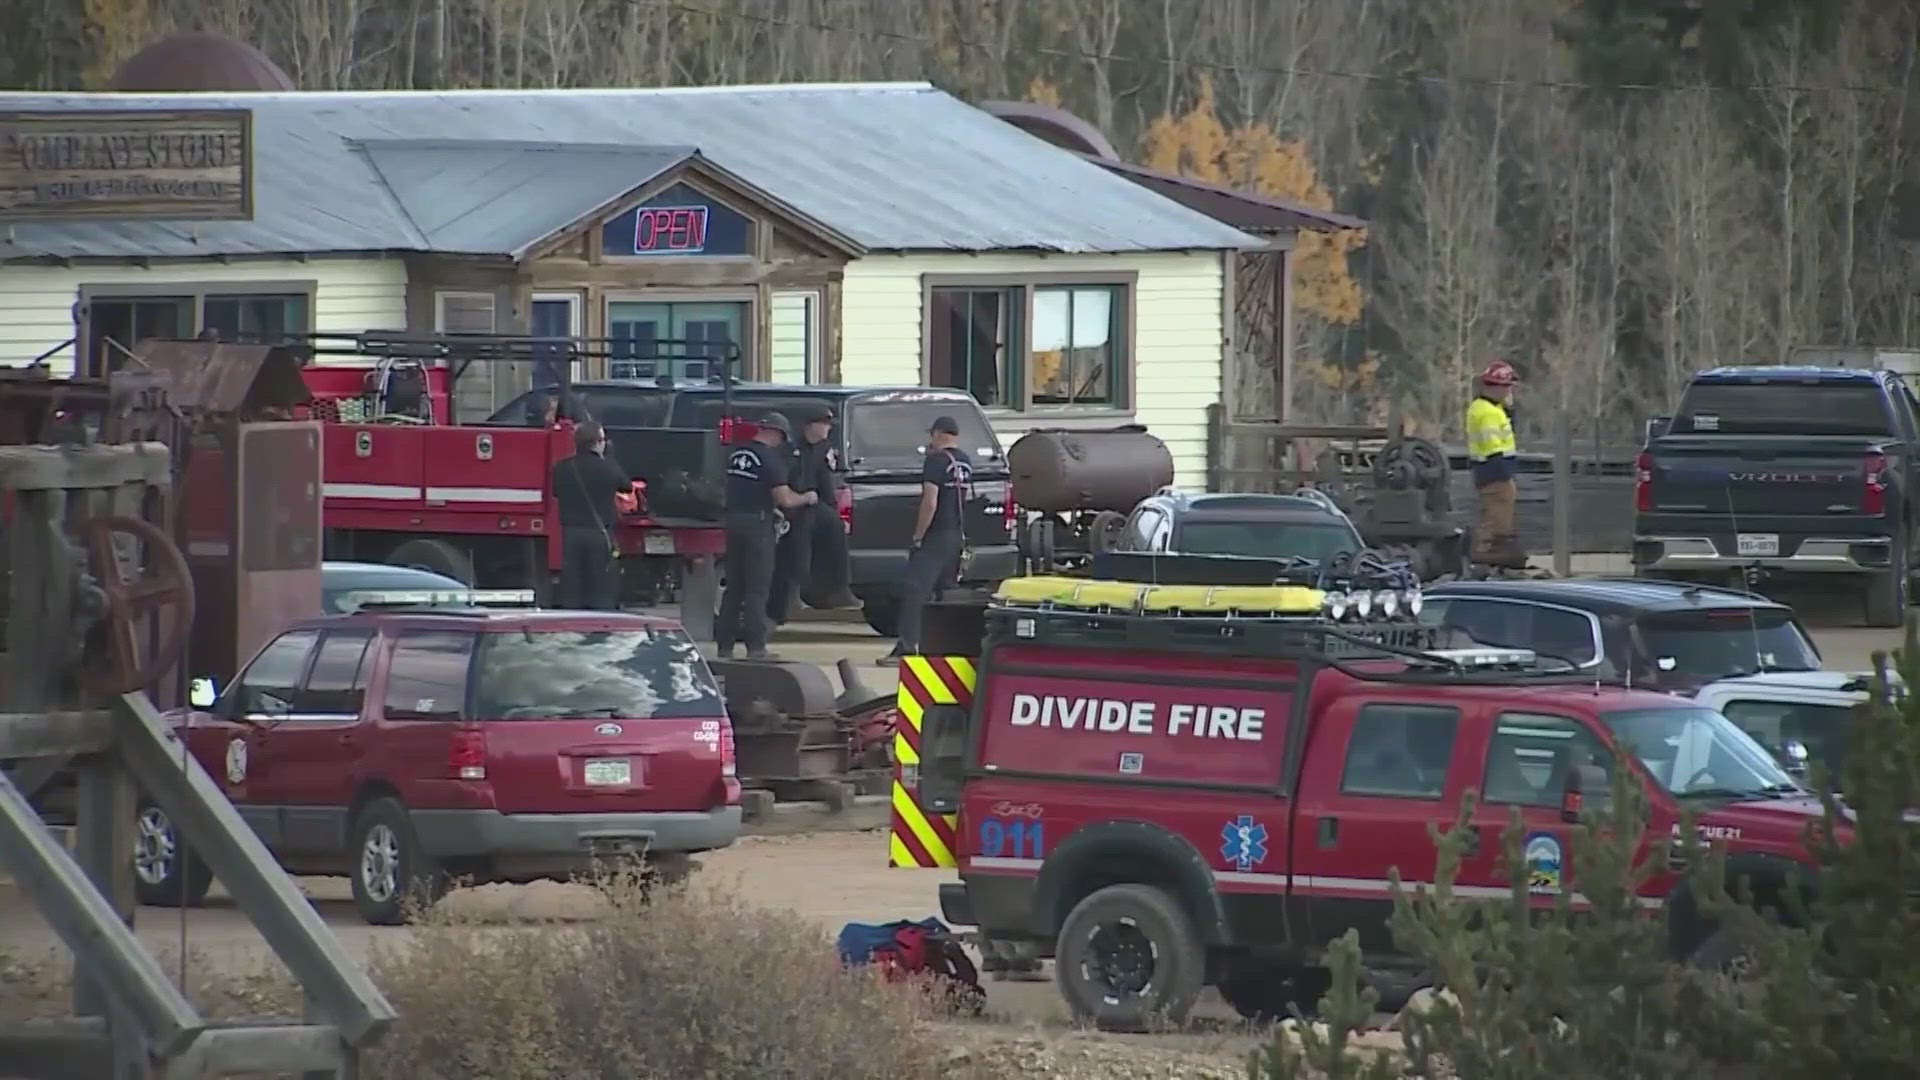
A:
1007 426 1174 513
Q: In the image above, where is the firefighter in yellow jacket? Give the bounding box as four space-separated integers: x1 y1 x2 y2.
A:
1466 360 1523 567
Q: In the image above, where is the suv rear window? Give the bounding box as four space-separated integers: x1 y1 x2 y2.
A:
845 396 1001 471
1677 382 1890 434
471 628 721 719
1633 609 1819 682
1178 519 1360 563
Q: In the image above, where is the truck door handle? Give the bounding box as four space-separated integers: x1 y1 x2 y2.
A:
1316 817 1339 849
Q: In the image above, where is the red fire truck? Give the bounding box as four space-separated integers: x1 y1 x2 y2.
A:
284 333 736 631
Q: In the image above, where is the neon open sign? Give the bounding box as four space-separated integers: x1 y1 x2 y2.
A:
632 205 709 253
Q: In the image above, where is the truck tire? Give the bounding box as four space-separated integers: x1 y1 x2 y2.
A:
387 538 475 586
349 797 447 926
1055 883 1205 1032
861 594 900 637
1864 545 1908 628
132 801 212 908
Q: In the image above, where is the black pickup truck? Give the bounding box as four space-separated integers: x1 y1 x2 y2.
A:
1633 365 1920 626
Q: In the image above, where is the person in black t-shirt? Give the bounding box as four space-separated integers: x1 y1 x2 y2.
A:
551 421 631 610
768 404 855 624
717 412 816 661
881 414 972 664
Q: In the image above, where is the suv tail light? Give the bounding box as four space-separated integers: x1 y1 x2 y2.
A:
1864 452 1889 516
836 485 852 530
1002 495 1019 534
1634 452 1653 513
449 729 487 781
718 721 741 805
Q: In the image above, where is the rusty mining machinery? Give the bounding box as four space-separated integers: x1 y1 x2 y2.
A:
0 364 392 1079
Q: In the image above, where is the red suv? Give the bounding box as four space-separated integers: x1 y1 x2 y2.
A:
911 589 1823 1030
138 608 741 923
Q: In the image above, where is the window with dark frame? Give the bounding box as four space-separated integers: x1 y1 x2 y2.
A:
1030 285 1122 407
926 280 1130 411
201 293 310 343
1339 703 1459 799
85 288 314 376
928 287 1015 408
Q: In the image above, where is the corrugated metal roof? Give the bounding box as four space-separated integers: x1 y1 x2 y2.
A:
0 83 1262 260
355 140 692 255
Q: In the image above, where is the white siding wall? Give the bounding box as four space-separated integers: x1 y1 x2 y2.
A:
0 257 408 374
770 289 816 382
840 251 1225 487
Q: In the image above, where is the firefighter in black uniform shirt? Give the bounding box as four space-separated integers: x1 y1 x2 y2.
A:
551 421 630 610
881 414 971 664
717 411 816 661
768 404 854 624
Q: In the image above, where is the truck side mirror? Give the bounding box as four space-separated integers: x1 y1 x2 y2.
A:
189 678 218 709
1781 739 1810 778
1561 763 1611 823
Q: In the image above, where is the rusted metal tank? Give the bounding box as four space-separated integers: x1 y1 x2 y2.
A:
1007 425 1174 513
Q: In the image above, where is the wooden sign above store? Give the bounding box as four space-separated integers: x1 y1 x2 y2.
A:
0 108 253 222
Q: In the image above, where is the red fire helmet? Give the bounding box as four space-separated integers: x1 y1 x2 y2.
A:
1478 360 1518 387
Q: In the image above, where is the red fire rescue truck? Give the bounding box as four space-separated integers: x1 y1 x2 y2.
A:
893 560 1829 1031
280 333 738 631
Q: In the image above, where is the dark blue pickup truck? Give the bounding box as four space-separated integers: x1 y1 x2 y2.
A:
1633 366 1920 626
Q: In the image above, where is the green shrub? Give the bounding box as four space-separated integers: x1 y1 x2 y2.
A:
1248 619 1920 1080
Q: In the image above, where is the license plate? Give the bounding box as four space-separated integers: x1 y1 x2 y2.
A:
583 758 631 786
1735 534 1780 557
643 532 674 555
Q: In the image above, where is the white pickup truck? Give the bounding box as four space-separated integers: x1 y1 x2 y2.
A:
1692 670 1887 785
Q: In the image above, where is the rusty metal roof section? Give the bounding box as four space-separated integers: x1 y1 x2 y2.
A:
1088 156 1367 235
109 33 296 93
0 84 1261 259
133 339 312 414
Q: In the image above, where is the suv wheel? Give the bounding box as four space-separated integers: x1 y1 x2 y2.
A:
349 797 447 925
132 801 212 908
1055 883 1204 1032
1864 543 1909 628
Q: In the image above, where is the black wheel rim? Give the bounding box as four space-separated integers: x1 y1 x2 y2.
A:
1082 917 1157 1000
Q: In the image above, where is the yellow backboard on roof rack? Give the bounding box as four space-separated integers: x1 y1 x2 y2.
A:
993 575 1325 615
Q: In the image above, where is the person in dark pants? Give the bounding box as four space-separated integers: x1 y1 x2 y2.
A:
768 405 856 624
881 415 972 665
717 412 816 661
551 421 631 610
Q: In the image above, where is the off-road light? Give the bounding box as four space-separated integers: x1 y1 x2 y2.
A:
1405 590 1424 618
1352 589 1374 619
1323 590 1349 620
1375 590 1400 619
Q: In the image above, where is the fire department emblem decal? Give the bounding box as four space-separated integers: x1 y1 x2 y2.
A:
225 738 248 785
1221 815 1269 872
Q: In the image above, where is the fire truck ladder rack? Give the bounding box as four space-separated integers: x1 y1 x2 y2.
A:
0 445 394 1079
260 331 744 390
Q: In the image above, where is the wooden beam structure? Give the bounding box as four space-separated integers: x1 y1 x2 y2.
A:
0 443 394 1079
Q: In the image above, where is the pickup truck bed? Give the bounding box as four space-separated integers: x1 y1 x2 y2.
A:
1633 366 1920 626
